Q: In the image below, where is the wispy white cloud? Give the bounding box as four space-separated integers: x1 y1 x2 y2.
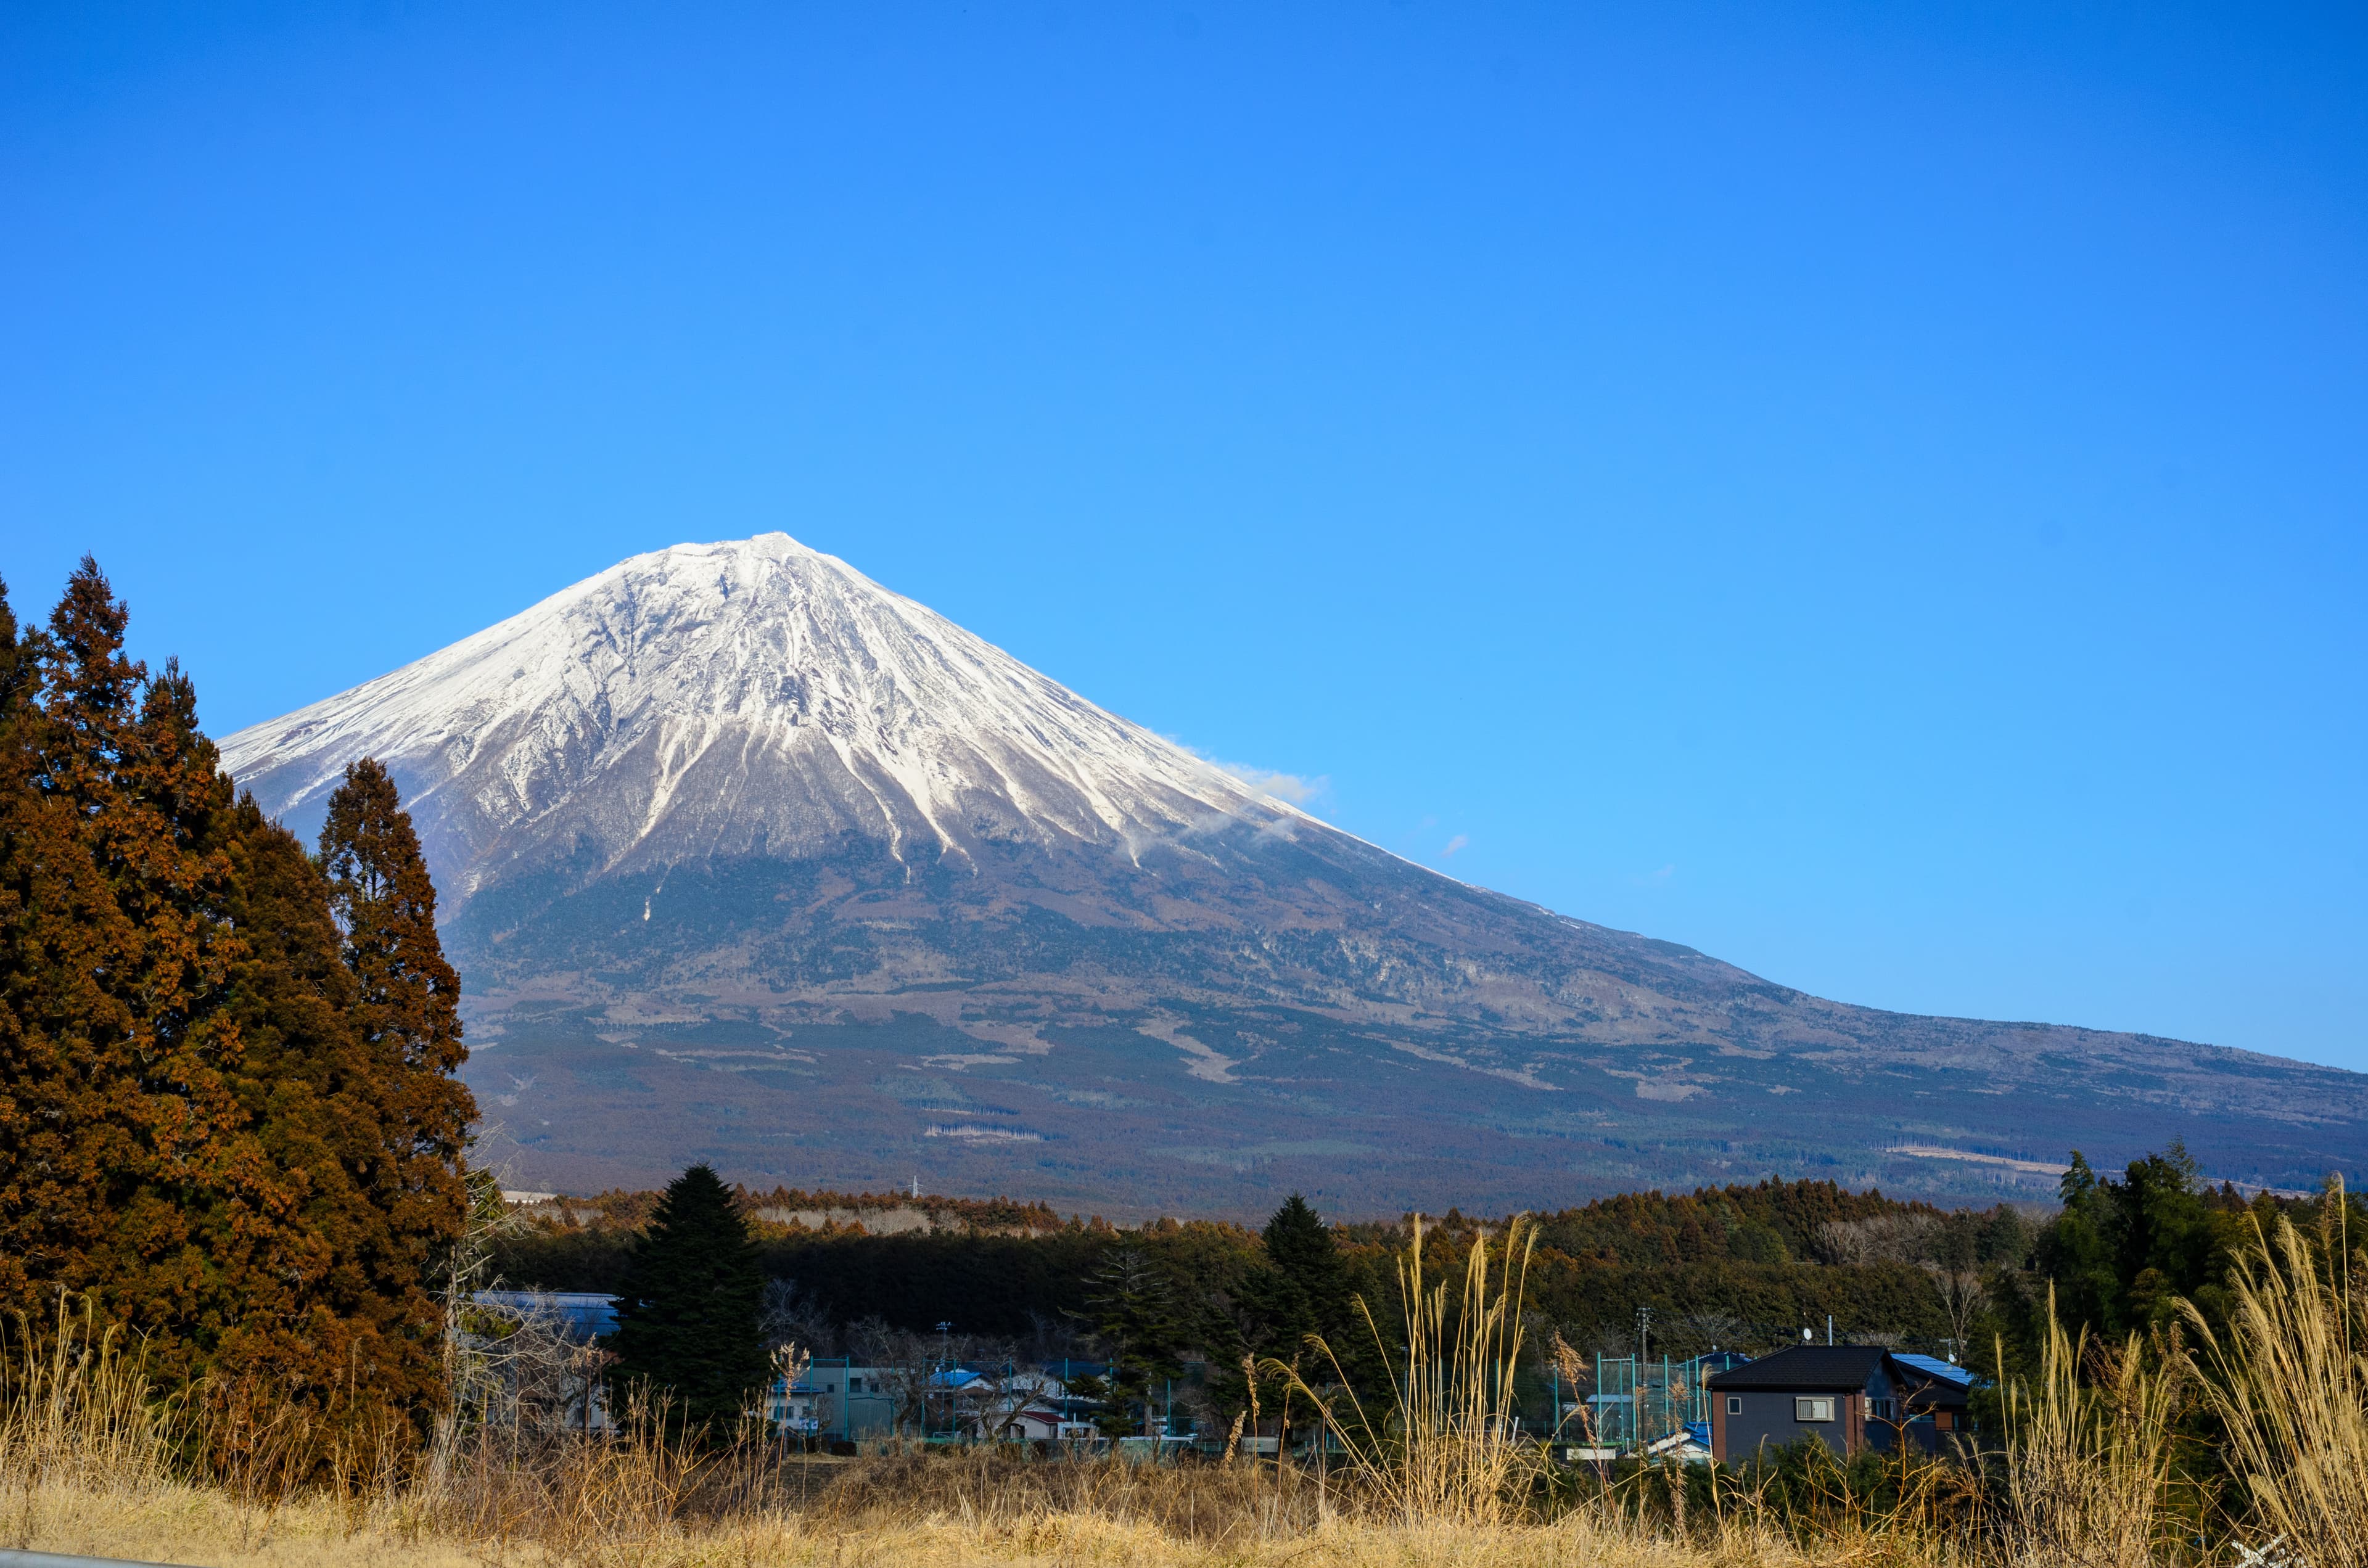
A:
1223 765 1328 805
1171 741 1331 808
1444 834 1470 856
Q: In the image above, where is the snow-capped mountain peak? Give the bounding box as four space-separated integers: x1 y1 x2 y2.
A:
221 533 1296 898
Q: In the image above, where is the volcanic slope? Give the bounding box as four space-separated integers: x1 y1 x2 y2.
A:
220 534 2368 1214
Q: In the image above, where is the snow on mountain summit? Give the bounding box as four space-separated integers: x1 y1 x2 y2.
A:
220 533 1294 900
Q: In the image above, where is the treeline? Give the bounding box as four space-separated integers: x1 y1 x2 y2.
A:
516 1184 1068 1242
1994 1146 2343 1348
739 1188 1067 1231
495 1149 2350 1435
496 1175 1997 1435
496 1174 1989 1353
0 560 475 1441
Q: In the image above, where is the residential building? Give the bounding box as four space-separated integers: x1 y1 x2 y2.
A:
1705 1345 1971 1463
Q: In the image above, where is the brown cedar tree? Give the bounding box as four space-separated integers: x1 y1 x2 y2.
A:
0 564 475 1443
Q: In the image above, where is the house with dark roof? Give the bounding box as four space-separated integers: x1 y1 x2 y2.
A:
1704 1345 1971 1463
473 1290 620 1342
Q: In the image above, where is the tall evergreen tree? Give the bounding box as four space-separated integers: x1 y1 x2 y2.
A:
0 562 149 1314
212 797 451 1433
1258 1193 1354 1353
0 569 474 1440
316 755 476 1382
0 572 46 1314
1201 1193 1372 1438
1082 1246 1188 1437
606 1164 770 1432
0 562 264 1379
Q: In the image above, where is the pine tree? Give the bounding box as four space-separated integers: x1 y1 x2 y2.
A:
606 1164 769 1434
1202 1193 1375 1437
1259 1194 1353 1353
1083 1246 1187 1437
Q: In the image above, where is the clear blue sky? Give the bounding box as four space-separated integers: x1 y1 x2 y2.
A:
4 2 2362 1069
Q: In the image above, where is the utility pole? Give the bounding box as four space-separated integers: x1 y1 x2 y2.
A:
1635 1306 1654 1441
936 1321 953 1439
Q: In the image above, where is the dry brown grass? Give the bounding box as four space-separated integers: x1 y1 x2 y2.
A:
2182 1183 2368 1568
0 1283 1955 1568
1281 1212 1542 1529
1997 1291 2186 1568
0 1291 176 1500
2 1459 1912 1568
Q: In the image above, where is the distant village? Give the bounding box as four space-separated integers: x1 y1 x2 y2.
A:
474 1282 1976 1466
462 1139 2331 1479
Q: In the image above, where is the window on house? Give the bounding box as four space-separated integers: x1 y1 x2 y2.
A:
1871 1398 1896 1419
1794 1397 1835 1422
1726 1396 1741 1415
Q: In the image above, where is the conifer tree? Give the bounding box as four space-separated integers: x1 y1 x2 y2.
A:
0 562 264 1379
213 798 450 1431
0 573 44 1313
315 757 477 1414
1201 1193 1374 1436
1258 1193 1354 1352
0 569 472 1439
606 1164 769 1433
0 564 146 1313
1083 1246 1188 1437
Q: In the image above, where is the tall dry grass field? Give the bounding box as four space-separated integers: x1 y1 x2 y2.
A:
11 1202 2358 1568
0 1225 1941 1568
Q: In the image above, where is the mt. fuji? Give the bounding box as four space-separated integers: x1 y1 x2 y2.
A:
221 535 2368 1213
226 534 1304 896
